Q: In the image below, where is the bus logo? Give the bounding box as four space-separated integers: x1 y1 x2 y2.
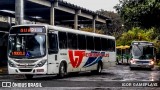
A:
68 50 110 68
68 50 85 68
26 52 31 57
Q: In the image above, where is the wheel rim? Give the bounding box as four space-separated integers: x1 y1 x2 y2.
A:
98 65 102 73
60 65 65 75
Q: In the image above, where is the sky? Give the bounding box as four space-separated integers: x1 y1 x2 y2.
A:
63 0 120 12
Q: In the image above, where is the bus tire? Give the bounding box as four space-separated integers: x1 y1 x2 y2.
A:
97 62 103 74
91 62 102 74
57 62 67 78
25 75 33 79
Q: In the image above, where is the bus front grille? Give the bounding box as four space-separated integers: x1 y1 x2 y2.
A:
14 60 37 63
19 69 32 72
136 61 149 64
17 64 35 68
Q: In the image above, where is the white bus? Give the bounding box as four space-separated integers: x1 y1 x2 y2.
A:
129 41 155 70
8 24 116 79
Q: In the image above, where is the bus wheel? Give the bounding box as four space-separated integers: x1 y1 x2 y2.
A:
91 62 102 74
58 62 66 78
97 62 102 73
25 75 33 79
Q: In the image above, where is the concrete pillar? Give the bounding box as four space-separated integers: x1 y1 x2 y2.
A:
92 19 96 33
50 4 55 25
50 1 58 25
92 15 98 33
74 14 78 30
15 0 24 25
74 10 81 30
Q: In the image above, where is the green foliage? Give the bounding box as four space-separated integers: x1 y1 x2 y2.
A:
116 27 157 46
114 0 160 29
96 10 123 38
114 0 160 53
158 61 160 67
81 27 105 34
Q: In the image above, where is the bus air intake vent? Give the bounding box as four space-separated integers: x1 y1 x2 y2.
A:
19 69 32 72
14 60 37 63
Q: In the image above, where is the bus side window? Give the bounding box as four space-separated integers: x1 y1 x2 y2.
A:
67 33 77 49
111 40 115 52
48 33 58 54
101 38 108 51
78 34 86 50
108 39 115 52
58 32 67 49
86 36 94 50
94 37 101 51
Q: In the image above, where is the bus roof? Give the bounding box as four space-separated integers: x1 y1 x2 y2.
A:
11 24 115 40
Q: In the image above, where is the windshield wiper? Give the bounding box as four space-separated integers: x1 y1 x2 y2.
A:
136 45 142 52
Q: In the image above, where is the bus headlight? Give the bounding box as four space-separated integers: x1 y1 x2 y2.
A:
8 60 16 67
35 60 47 67
149 60 154 65
130 59 136 64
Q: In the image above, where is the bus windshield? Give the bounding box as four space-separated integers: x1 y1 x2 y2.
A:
8 34 46 59
132 45 154 59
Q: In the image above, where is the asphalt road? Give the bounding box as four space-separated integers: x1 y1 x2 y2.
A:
0 65 160 90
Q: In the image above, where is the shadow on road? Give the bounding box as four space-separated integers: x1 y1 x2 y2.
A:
13 72 115 80
130 68 154 71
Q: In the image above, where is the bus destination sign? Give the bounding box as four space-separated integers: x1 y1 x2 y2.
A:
11 51 25 56
20 28 43 33
10 26 46 34
132 42 153 46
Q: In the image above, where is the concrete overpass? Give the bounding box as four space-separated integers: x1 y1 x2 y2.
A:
0 0 111 72
0 0 110 32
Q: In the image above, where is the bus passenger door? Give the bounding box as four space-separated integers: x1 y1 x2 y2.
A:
47 32 59 74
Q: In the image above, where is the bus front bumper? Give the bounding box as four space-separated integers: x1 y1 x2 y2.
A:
130 64 154 69
8 65 48 74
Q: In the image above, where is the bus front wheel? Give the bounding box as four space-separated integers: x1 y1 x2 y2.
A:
57 62 66 78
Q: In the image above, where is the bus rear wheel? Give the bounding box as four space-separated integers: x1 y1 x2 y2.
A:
25 75 33 79
57 62 66 78
91 62 102 74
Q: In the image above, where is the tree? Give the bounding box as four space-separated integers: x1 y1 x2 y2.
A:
96 9 124 38
116 27 157 46
80 27 105 34
114 0 160 30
